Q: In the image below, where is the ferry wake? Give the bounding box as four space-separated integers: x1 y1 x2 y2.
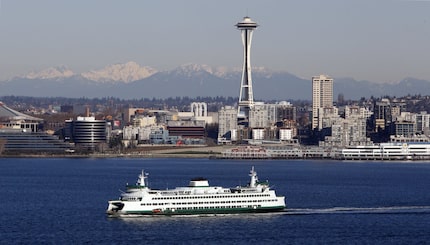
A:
107 167 286 216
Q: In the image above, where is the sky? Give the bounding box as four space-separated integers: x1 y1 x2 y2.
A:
0 0 430 83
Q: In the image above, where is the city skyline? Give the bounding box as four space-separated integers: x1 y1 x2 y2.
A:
1 1 430 85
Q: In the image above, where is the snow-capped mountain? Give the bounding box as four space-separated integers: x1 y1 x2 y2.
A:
22 66 74 80
167 63 215 77
2 62 430 100
81 61 157 83
169 63 273 78
17 62 157 83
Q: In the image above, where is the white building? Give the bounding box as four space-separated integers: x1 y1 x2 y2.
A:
190 102 207 117
318 107 339 130
344 106 373 120
312 75 333 130
218 106 238 143
123 125 153 141
279 128 293 141
249 102 270 128
132 116 157 127
320 106 372 147
416 111 430 135
252 128 265 140
190 102 214 124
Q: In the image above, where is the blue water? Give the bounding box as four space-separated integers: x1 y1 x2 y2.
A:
1 158 430 244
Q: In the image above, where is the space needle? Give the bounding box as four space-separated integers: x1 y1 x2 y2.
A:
236 16 258 122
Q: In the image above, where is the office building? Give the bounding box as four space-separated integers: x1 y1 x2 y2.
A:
65 116 108 151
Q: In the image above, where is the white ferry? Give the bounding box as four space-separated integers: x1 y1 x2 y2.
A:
107 167 286 216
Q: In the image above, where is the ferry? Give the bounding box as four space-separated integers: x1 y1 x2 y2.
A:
106 167 286 216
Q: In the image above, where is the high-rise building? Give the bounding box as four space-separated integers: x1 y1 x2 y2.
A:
312 75 333 129
249 103 270 128
416 111 430 135
276 101 297 123
218 106 238 143
236 16 258 121
374 98 391 132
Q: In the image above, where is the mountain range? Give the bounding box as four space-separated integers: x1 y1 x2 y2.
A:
1 61 430 100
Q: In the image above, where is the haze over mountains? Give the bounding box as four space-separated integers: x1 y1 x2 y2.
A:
1 61 430 100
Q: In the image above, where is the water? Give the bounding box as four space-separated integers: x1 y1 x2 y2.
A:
1 158 430 244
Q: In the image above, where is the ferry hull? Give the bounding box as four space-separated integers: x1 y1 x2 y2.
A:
107 204 286 217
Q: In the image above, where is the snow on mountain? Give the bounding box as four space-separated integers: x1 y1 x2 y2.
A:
210 66 232 77
5 62 430 100
22 66 74 80
209 66 273 78
81 61 157 83
168 63 215 77
168 63 273 78
14 62 270 83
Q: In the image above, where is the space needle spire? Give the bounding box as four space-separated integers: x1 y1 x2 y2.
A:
236 16 258 120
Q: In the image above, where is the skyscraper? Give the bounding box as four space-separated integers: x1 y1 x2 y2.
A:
236 16 258 121
217 106 238 143
312 75 333 130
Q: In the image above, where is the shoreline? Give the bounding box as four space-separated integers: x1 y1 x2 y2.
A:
0 145 225 159
0 153 216 159
3 145 430 161
2 153 430 161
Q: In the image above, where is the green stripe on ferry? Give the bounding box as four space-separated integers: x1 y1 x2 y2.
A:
124 206 285 215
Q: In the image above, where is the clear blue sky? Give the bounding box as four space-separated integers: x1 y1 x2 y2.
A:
0 0 429 83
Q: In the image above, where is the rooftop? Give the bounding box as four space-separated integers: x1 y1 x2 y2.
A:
0 102 43 122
